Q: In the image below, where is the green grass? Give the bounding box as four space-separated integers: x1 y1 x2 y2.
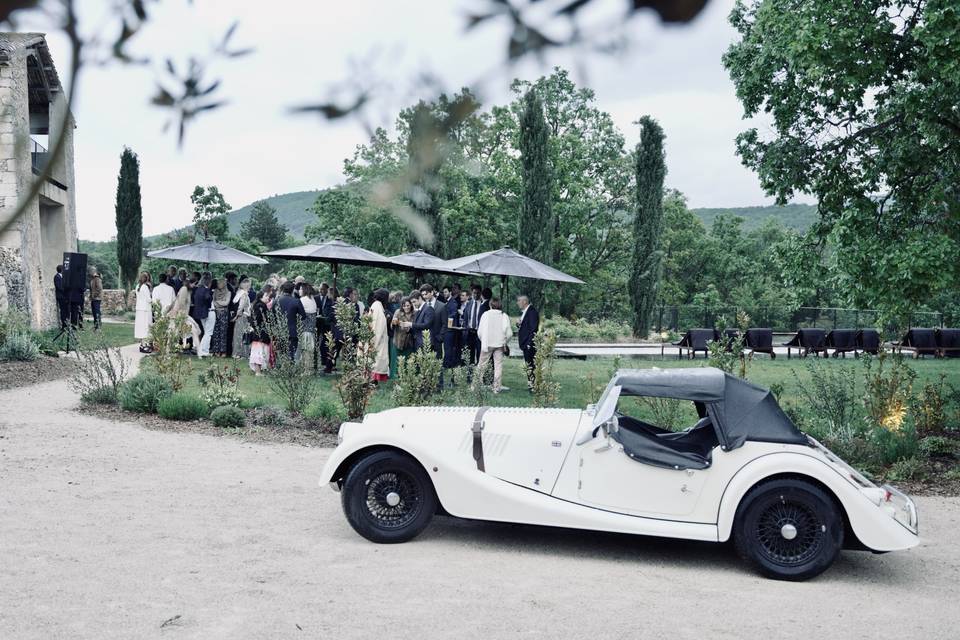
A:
36 321 136 351
148 353 960 418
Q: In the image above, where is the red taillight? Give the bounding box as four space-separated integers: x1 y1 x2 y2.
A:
883 490 892 502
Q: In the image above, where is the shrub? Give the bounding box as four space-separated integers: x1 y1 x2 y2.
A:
913 375 947 437
792 359 862 440
918 436 957 458
862 352 916 432
30 330 60 357
449 347 489 406
197 363 245 409
0 310 29 347
331 299 376 419
885 456 925 482
119 372 172 413
148 312 190 390
210 405 245 428
635 397 698 431
531 329 560 408
248 405 286 426
157 393 210 421
304 398 348 425
0 333 40 362
70 330 130 404
393 331 443 406
81 386 119 405
871 423 919 466
266 310 315 414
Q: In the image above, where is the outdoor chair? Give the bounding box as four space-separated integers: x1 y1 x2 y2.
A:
663 328 716 360
782 328 828 358
744 328 775 359
894 328 938 358
825 328 858 357
856 329 881 355
937 328 960 358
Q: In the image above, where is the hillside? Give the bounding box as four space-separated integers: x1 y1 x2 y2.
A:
690 203 817 232
225 190 322 238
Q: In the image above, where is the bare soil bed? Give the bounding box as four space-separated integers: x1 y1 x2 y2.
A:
0 355 75 391
77 403 338 448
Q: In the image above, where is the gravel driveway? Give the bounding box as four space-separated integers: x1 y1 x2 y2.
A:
2 368 959 639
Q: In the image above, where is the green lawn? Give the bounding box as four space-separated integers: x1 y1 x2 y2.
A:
158 352 960 418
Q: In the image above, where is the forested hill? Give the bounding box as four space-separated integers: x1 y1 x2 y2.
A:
224 190 323 237
216 192 817 239
690 203 817 232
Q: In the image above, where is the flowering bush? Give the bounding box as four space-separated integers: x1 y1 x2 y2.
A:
197 363 245 409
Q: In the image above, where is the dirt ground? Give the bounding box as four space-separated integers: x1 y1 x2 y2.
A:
0 355 75 391
2 360 960 639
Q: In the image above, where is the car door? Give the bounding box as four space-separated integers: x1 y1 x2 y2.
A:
576 435 712 518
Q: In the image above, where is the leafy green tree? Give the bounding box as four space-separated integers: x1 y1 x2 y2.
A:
724 0 960 319
240 200 288 249
629 116 666 337
190 185 231 239
518 90 553 311
115 147 143 290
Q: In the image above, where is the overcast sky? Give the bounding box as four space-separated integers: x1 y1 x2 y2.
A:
28 0 809 241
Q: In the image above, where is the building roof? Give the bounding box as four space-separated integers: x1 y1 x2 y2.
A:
0 33 62 104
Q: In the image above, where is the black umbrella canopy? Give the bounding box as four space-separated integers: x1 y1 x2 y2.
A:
441 247 583 283
440 246 583 297
147 238 268 266
388 249 477 278
262 239 395 290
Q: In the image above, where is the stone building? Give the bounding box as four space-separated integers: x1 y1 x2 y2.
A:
0 33 77 329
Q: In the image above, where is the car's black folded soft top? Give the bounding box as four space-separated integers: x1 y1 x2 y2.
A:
609 368 807 451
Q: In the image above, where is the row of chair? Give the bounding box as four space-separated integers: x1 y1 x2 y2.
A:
664 327 960 360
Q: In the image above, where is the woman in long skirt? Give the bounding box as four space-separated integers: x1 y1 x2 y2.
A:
231 277 252 359
210 278 231 357
134 272 153 352
248 290 272 375
369 289 390 382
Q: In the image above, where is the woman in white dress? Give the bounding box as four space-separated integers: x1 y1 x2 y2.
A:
134 272 153 351
369 289 390 382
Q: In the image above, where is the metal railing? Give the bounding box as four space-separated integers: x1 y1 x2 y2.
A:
30 138 48 173
652 305 946 334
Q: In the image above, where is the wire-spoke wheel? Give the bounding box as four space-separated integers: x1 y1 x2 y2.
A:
342 451 437 543
734 479 843 581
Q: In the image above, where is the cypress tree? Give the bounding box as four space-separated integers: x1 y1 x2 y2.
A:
115 147 143 291
518 90 553 311
629 116 666 337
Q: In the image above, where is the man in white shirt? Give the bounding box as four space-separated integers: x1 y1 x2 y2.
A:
152 273 177 314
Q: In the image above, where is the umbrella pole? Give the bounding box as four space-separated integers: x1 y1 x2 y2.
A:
331 262 338 295
500 274 506 301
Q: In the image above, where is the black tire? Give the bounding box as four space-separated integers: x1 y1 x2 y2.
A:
341 450 437 544
733 478 843 581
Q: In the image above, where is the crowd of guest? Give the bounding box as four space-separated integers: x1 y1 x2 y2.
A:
131 266 541 394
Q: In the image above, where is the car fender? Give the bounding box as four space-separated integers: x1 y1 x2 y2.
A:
715 452 918 552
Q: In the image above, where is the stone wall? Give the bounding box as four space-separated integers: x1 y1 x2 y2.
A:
84 289 135 316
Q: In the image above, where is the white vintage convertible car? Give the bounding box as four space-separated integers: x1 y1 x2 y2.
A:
319 368 918 580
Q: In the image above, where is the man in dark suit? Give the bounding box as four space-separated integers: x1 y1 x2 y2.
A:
167 265 182 293
409 284 436 351
516 294 540 390
462 284 483 364
53 265 68 329
276 282 304 360
316 284 335 373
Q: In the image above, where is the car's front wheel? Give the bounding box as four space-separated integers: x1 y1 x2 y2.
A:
733 478 843 581
341 450 437 543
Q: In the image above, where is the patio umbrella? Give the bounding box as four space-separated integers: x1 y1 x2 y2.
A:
388 249 477 283
262 239 394 291
440 246 584 298
147 238 268 267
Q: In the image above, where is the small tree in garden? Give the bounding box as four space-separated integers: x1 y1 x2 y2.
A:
393 331 443 406
190 185 231 239
629 116 666 338
531 329 560 408
862 352 916 432
330 299 376 419
265 312 314 414
450 347 489 406
148 312 190 391
70 330 131 404
115 147 143 291
708 311 751 379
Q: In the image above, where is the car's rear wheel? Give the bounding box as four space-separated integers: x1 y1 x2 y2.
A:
341 450 437 543
733 478 843 581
